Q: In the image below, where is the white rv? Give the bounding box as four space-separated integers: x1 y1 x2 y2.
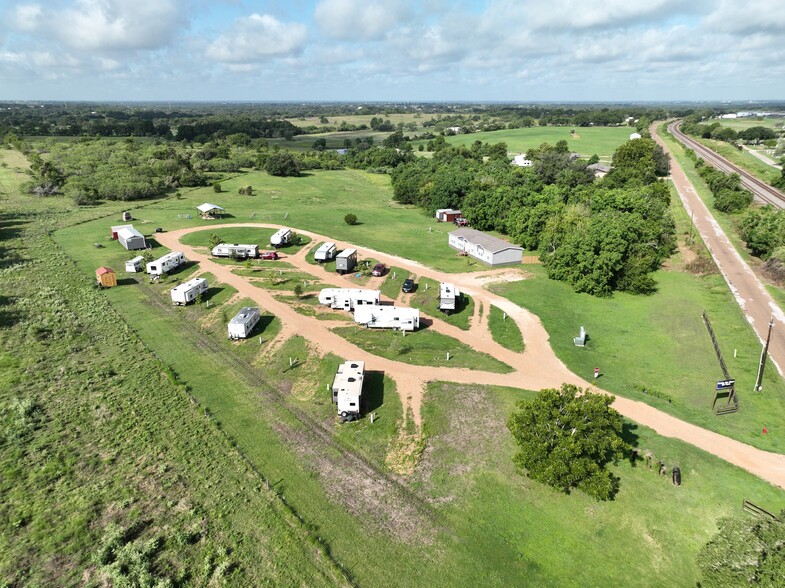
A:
314 242 337 263
270 228 292 248
211 243 259 259
170 277 208 305
228 307 261 339
318 288 380 311
332 360 364 422
125 255 145 273
147 252 186 276
354 306 420 331
335 249 357 274
439 283 460 314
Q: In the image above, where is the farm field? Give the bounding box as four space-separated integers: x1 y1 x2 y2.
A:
712 117 785 131
415 126 634 159
9 139 785 585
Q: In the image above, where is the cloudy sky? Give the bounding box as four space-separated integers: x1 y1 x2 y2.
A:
0 0 783 102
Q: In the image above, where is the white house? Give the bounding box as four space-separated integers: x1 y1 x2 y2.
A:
512 154 533 167
170 277 208 305
318 288 380 311
448 228 523 266
332 360 364 422
228 307 261 339
354 306 420 331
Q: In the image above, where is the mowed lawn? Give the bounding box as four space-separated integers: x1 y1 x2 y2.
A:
417 126 634 159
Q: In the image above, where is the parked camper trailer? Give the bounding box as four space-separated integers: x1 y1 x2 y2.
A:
125 255 145 273
335 249 358 275
211 243 259 259
331 360 364 422
170 277 208 305
318 288 380 311
439 283 460 314
228 307 261 340
314 242 337 263
147 251 186 276
354 306 420 331
270 228 292 248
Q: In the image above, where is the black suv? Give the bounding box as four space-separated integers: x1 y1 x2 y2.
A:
402 278 415 293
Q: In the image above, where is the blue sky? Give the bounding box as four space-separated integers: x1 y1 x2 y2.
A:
0 0 784 102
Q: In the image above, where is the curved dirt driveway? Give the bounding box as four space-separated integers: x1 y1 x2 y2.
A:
157 224 785 489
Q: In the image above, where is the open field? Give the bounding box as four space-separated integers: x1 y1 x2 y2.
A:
488 304 525 352
712 117 785 131
414 126 634 159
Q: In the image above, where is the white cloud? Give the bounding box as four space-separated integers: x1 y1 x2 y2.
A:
205 13 308 63
315 0 412 41
11 4 44 31
705 0 785 34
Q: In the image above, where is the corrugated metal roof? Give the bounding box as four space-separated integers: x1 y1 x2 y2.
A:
449 228 523 254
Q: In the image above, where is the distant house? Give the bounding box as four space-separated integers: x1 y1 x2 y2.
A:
197 203 225 219
629 132 642 140
448 228 523 266
588 163 611 178
512 154 533 167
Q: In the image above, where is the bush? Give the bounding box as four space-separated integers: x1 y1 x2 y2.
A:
265 152 301 177
344 213 358 225
714 188 753 213
212 182 222 193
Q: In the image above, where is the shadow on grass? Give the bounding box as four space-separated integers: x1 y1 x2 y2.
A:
622 422 641 467
248 314 276 338
116 277 139 286
363 370 385 414
0 294 23 329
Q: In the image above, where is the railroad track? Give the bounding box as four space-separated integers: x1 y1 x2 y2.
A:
669 120 785 209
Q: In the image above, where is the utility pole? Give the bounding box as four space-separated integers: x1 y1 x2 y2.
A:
754 318 774 392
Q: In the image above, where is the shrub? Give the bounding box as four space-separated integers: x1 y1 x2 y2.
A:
344 213 358 225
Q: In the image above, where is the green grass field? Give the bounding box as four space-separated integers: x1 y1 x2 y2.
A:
415 126 634 159
691 137 780 184
488 305 525 352
711 117 785 131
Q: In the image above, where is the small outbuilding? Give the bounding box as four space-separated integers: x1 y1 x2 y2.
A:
512 154 533 167
197 203 225 219
110 224 147 250
96 267 117 288
435 208 463 223
448 228 523 266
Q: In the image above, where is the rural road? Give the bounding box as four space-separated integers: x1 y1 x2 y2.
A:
656 122 785 379
157 223 785 490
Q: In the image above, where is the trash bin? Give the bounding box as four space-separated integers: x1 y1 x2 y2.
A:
672 466 681 486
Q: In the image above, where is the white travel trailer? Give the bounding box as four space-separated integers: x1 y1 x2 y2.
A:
335 248 357 274
125 255 145 273
211 243 259 259
354 306 420 331
314 242 337 263
331 360 365 422
228 307 261 340
270 228 292 248
147 251 186 276
318 288 380 311
170 277 208 305
439 283 460 314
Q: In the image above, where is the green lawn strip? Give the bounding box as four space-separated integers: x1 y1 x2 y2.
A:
331 326 513 373
766 284 785 312
408 276 473 330
691 136 780 185
420 381 785 587
487 305 525 352
243 269 326 292
211 257 296 269
413 126 632 159
490 264 785 453
380 266 410 300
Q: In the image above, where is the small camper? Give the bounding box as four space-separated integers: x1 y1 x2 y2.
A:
318 288 380 311
332 360 365 422
121 211 133 222
147 251 186 276
110 225 146 250
439 283 460 314
96 267 117 288
314 242 337 263
211 243 259 259
125 255 145 273
335 249 357 275
354 306 420 331
170 277 208 305
270 228 292 248
228 307 261 340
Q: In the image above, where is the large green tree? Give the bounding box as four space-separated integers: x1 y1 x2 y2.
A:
264 152 301 177
507 384 629 500
698 511 785 586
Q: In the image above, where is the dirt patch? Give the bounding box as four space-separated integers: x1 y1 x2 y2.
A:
385 430 426 476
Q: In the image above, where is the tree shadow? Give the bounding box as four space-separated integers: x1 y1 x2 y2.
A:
621 422 641 467
363 370 385 414
0 294 23 329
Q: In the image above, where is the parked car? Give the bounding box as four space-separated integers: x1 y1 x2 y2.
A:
260 251 279 260
372 263 386 277
402 278 415 293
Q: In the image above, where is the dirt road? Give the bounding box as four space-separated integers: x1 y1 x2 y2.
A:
655 123 785 379
158 224 785 489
